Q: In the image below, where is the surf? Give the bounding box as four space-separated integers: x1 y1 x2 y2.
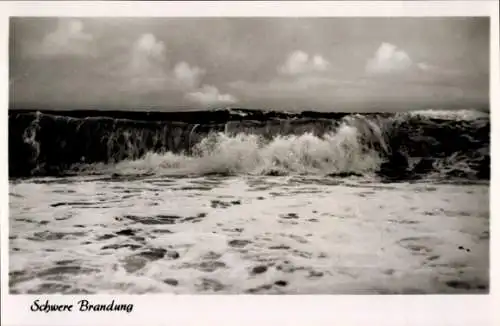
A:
8 108 490 181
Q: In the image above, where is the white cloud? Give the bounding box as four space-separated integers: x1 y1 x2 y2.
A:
111 34 237 104
366 42 412 74
365 43 464 82
35 19 93 56
278 50 330 75
129 33 167 76
135 34 165 58
123 34 208 94
173 62 206 89
118 34 170 93
186 85 237 106
225 50 336 106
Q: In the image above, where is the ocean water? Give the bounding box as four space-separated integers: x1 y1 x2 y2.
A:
8 108 490 294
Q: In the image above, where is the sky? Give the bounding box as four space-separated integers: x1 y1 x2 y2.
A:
9 17 489 112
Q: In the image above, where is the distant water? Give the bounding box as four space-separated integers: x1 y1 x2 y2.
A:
9 108 490 294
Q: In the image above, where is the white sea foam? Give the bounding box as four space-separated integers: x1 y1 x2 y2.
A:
95 119 387 177
407 109 489 121
9 175 489 294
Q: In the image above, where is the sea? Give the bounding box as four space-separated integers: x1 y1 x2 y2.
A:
8 108 490 294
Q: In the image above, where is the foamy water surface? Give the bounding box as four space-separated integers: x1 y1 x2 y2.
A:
9 175 489 294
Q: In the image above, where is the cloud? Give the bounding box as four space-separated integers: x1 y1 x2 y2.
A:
366 42 412 74
231 49 336 101
119 34 209 95
173 62 206 89
365 43 466 84
128 33 167 76
228 44 473 110
278 50 330 75
116 36 229 104
33 19 93 57
118 34 169 93
186 85 237 106
229 48 341 106
135 33 165 58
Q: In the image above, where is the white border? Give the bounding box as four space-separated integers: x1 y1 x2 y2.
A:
1 1 498 326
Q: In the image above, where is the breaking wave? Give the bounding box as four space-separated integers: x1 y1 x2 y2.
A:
8 108 490 181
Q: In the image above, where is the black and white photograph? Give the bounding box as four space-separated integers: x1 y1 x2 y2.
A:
7 13 491 297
